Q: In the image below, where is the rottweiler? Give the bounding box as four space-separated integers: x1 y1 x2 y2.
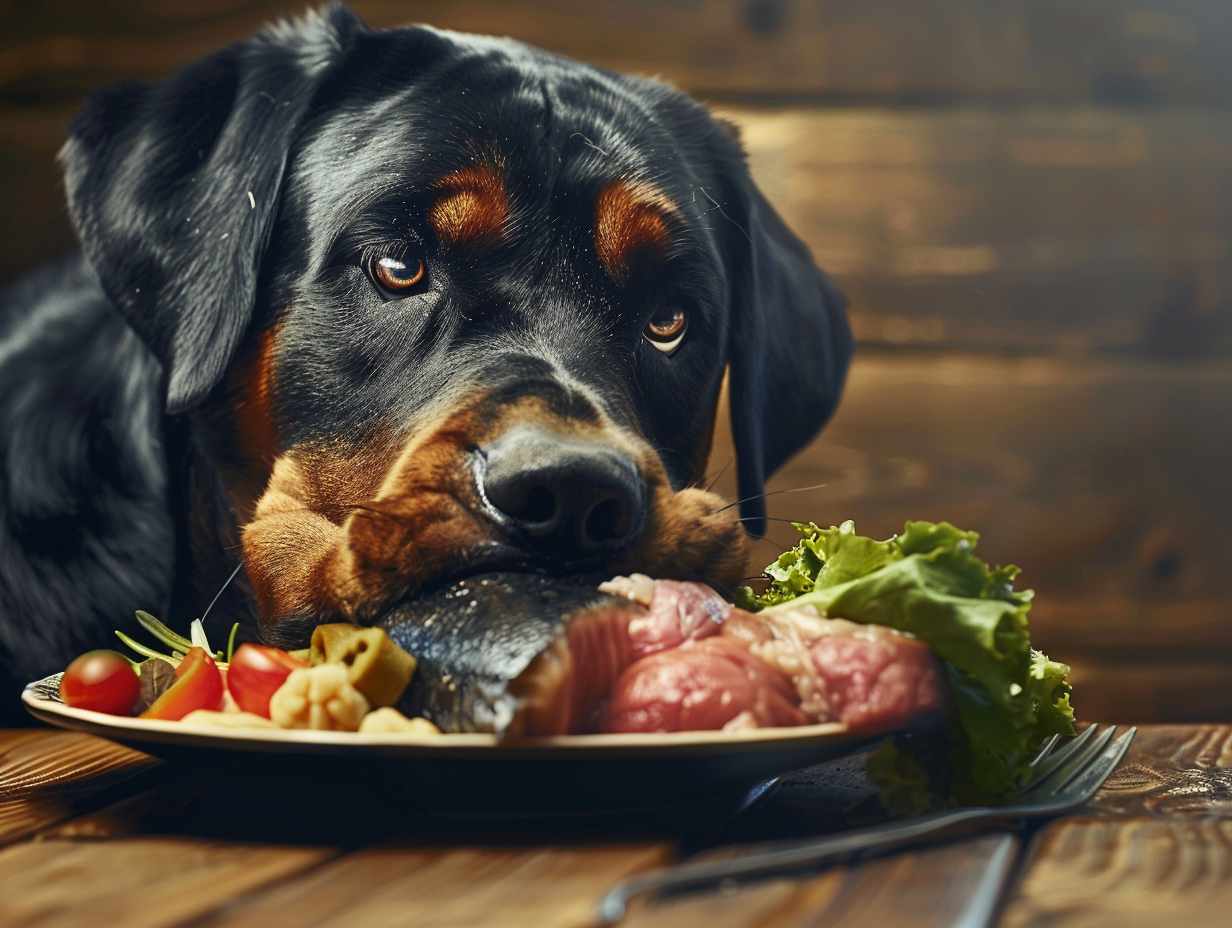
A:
0 4 850 720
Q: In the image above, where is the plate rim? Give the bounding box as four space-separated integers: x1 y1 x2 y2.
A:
22 674 855 759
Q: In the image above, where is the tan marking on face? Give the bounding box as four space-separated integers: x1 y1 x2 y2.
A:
241 440 397 625
428 164 509 245
229 324 280 468
594 180 681 282
215 322 287 527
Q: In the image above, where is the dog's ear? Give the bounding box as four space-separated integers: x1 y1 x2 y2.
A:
720 149 853 536
60 5 366 414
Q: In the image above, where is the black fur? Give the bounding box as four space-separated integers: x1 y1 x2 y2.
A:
0 5 850 721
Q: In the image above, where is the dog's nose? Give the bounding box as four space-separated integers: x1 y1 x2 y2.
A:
479 428 646 559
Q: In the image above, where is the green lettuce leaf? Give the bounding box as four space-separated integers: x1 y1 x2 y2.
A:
739 520 1075 809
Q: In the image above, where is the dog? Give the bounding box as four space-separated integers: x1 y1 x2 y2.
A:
0 4 850 721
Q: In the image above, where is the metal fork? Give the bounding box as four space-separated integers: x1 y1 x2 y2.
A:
598 724 1135 923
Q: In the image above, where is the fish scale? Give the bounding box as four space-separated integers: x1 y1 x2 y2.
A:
382 573 629 735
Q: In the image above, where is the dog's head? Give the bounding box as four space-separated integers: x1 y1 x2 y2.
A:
60 5 851 634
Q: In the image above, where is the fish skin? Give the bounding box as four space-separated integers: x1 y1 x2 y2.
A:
380 573 628 735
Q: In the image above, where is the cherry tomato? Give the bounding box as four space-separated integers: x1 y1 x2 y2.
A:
140 647 224 721
60 650 141 716
226 643 306 718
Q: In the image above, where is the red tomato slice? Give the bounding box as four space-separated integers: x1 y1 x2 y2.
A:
140 647 224 721
226 643 306 718
60 650 141 716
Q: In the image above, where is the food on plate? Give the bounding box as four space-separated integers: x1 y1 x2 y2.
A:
603 608 944 735
46 516 1071 811
383 574 636 735
226 643 306 718
53 613 439 733
136 659 176 713
309 624 418 708
603 635 812 732
140 646 225 721
382 574 947 739
737 520 1075 809
268 663 370 731
382 519 1072 810
60 650 141 715
359 707 442 734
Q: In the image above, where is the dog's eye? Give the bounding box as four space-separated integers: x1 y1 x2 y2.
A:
369 255 427 296
644 308 687 354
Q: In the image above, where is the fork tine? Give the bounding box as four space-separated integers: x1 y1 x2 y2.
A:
1024 725 1117 800
1028 733 1062 768
1052 727 1136 807
1028 723 1100 783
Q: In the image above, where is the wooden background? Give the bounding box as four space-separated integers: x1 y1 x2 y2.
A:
2 1 1230 723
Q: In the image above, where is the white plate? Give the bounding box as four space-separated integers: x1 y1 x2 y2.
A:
23 673 874 816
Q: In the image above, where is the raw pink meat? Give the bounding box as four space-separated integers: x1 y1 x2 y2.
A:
594 581 944 736
625 579 728 658
602 637 810 733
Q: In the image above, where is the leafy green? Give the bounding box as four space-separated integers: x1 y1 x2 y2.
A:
135 610 194 653
120 611 223 665
738 520 1075 809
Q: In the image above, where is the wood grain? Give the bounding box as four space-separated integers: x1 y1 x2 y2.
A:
0 837 333 928
730 105 1232 356
1061 661 1232 726
1085 725 1232 821
620 873 843 928
618 833 1017 928
1003 819 1232 928
0 104 77 287
1001 725 1232 928
0 730 161 846
0 727 1218 928
2 1 1231 105
189 842 670 928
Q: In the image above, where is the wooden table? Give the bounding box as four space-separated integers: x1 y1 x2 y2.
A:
1 725 1229 927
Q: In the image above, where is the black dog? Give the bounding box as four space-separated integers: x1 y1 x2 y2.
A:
0 5 850 720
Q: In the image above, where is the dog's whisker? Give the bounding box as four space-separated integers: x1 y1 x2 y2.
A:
201 561 245 624
731 515 804 526
752 534 787 548
714 483 829 514
703 457 733 493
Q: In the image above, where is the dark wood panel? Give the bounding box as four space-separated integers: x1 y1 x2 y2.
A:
1062 659 1232 725
0 105 76 287
3 1 1232 105
732 106 1232 356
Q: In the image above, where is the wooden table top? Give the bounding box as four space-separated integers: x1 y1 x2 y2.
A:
1 724 1229 928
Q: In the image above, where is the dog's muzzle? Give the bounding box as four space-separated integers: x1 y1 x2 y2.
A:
477 427 647 562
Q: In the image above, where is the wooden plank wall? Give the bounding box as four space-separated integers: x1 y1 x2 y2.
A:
3 1 1230 722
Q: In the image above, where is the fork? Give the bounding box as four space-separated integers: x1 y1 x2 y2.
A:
598 724 1135 923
